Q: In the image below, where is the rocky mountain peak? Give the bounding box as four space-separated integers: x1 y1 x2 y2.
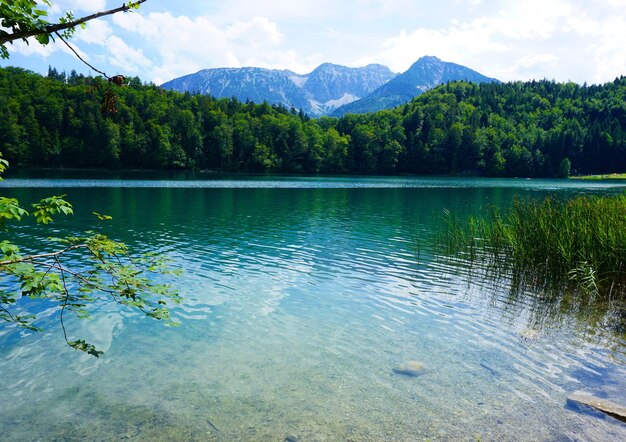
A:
161 57 497 117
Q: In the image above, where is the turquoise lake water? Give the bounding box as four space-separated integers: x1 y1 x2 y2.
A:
1 175 625 441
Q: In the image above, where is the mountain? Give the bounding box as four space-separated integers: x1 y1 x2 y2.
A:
331 56 499 116
161 56 498 117
161 63 398 117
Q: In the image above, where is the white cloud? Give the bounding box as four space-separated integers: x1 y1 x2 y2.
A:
514 54 560 70
112 12 240 82
370 25 507 74
5 0 626 85
76 20 113 46
106 36 152 75
210 0 334 22
49 0 108 15
110 12 306 83
585 17 626 83
10 34 91 61
226 17 283 46
10 39 59 58
365 0 626 83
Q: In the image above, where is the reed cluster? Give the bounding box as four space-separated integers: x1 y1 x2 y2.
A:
442 194 626 298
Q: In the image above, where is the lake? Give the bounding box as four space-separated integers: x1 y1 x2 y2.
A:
1 175 625 441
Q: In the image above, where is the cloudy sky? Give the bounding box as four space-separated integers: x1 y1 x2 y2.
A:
2 0 626 85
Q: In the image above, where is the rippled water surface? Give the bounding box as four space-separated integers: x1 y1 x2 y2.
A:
1 176 625 441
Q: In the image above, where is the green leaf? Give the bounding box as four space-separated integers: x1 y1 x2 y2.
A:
35 33 50 45
68 340 103 357
0 240 21 258
0 197 28 223
32 195 73 224
93 212 113 221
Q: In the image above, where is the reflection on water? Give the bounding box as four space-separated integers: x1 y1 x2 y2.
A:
438 249 626 345
1 176 626 441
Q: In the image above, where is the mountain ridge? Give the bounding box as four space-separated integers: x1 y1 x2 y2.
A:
161 63 398 117
331 56 500 116
161 56 498 116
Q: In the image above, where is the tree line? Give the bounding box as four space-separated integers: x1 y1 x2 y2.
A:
1 66 625 176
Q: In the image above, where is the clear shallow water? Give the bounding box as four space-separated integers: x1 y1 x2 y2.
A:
1 176 625 441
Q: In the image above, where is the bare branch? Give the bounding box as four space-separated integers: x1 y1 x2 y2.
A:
0 305 19 323
54 32 109 78
55 255 71 344
0 244 87 267
0 1 148 46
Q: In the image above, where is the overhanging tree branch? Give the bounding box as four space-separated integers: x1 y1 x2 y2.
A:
0 244 86 266
0 0 147 46
0 2 182 357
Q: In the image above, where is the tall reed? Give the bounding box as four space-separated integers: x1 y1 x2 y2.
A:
441 194 626 299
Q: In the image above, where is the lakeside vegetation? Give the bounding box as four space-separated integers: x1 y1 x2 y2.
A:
1 66 626 177
441 194 626 304
571 173 626 180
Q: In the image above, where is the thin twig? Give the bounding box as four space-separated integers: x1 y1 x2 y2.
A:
54 32 109 79
55 256 71 345
26 260 120 296
0 244 86 266
0 305 19 323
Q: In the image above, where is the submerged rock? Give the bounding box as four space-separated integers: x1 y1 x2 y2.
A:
393 361 426 377
567 391 626 423
520 328 540 341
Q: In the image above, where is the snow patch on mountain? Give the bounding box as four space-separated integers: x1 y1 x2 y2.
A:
162 63 396 116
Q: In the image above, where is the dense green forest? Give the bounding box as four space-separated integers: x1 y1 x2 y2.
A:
1 66 625 176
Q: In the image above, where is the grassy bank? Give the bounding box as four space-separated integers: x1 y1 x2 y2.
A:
571 173 626 180
442 194 626 298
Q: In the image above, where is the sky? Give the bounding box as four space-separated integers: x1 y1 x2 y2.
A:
2 0 626 85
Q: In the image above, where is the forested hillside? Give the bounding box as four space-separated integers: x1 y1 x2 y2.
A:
1 66 625 176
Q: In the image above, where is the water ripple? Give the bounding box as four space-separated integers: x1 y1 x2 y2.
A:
2 180 625 441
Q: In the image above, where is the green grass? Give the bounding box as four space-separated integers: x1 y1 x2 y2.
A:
441 194 626 299
570 173 626 180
